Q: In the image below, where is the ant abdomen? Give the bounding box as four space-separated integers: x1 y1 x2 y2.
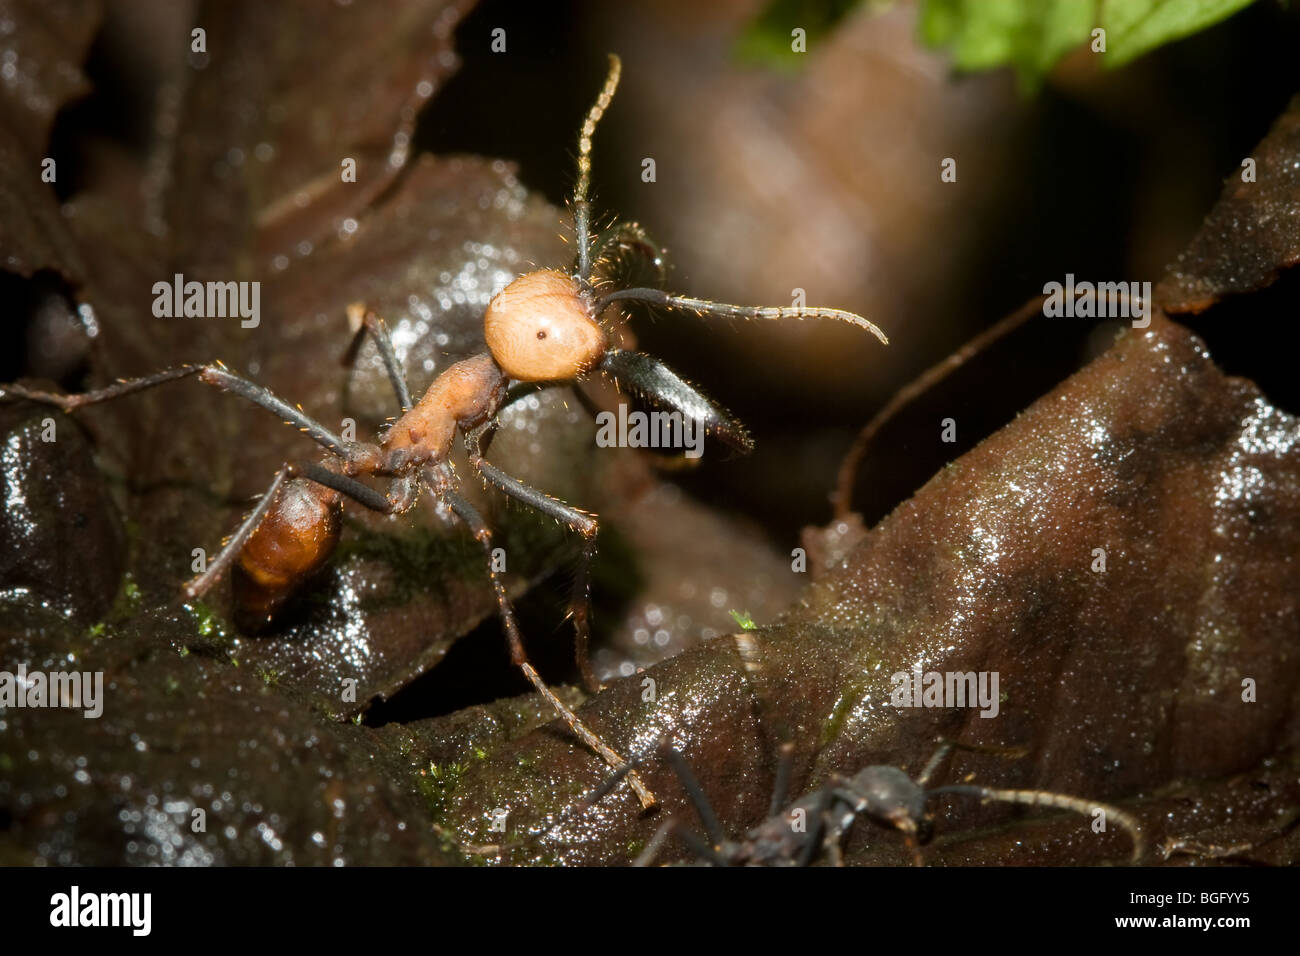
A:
231 477 342 629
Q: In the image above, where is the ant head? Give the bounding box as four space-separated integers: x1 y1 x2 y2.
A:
485 269 608 382
849 765 929 835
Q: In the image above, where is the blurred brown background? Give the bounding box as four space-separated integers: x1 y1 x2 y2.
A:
19 0 1300 544
417 0 1300 537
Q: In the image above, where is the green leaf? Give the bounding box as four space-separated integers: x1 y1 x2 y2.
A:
918 0 1095 91
1100 0 1256 67
918 0 1258 90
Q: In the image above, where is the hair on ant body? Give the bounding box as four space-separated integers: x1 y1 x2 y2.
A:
2 54 886 811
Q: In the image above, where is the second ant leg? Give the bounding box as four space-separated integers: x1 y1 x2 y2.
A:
768 742 795 819
3 363 354 459
916 737 1031 787
658 743 726 850
186 465 291 600
436 482 655 810
466 424 603 693
634 816 727 867
801 782 843 867
343 304 413 413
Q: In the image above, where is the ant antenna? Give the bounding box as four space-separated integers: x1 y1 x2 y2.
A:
597 288 889 344
831 295 1044 519
929 783 1146 864
831 282 1147 518
574 53 622 280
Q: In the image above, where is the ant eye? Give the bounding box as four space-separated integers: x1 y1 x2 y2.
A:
536 330 547 340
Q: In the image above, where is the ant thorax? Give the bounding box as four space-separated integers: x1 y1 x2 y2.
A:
379 353 506 469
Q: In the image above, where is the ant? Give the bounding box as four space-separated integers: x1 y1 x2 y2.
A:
441 738 1144 866
0 54 886 810
518 737 1142 866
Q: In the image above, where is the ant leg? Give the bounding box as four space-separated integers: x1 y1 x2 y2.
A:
185 463 407 599
464 424 603 694
633 816 727 867
572 54 621 281
916 741 957 788
768 742 796 818
434 480 655 810
633 819 677 867
930 783 1145 864
295 463 411 515
198 365 354 459
916 738 1031 787
3 363 353 459
185 464 290 600
658 744 726 849
900 827 925 867
343 304 412 412
797 782 841 867
2 365 202 409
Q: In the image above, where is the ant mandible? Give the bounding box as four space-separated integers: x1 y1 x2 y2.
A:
1 54 887 810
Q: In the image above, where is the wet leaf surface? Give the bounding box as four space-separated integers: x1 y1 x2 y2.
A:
0 625 458 865
3 0 1299 868
0 401 122 630
436 316 1300 865
1157 92 1300 313
0 0 98 279
0 0 808 862
165 0 474 274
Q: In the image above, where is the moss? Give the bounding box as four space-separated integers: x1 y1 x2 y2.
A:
820 677 868 749
330 505 566 615
102 571 144 622
419 759 470 820
729 609 757 630
185 599 225 639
